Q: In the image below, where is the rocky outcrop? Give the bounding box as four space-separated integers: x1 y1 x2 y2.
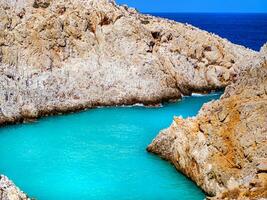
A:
147 52 267 199
0 175 29 200
0 0 262 125
1 0 266 199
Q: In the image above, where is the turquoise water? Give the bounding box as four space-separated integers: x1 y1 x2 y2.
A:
0 93 221 200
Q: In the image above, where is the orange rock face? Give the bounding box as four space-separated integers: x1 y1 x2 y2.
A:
148 55 267 199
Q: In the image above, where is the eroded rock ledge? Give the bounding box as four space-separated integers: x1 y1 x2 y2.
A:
0 0 262 125
148 52 267 199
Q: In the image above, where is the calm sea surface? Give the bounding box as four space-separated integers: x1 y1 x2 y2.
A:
150 13 267 51
0 13 266 200
0 94 221 200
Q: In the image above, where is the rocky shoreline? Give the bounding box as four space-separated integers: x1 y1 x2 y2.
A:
148 47 267 199
0 0 266 199
0 0 263 125
0 176 29 200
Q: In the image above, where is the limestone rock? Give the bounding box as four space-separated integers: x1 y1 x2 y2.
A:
261 43 267 55
32 0 51 8
0 176 29 200
0 0 262 125
21 103 38 119
0 0 266 199
148 56 267 199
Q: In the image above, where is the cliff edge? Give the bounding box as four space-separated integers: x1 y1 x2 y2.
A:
1 0 266 199
0 0 262 124
148 49 267 199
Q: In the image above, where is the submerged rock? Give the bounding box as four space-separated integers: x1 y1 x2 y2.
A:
0 175 29 200
0 0 262 125
148 51 267 199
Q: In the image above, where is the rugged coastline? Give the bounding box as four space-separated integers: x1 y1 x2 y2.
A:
148 47 267 199
0 0 262 125
0 0 266 199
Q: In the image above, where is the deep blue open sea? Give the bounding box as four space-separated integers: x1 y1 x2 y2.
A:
150 13 267 51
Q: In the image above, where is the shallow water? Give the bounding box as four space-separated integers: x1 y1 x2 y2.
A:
0 93 221 200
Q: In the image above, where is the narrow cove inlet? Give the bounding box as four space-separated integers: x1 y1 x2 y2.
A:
0 93 221 200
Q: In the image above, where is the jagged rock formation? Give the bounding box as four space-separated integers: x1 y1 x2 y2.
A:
1 0 266 199
0 175 29 200
0 0 262 125
147 52 267 199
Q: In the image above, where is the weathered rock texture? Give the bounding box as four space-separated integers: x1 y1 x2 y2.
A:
0 0 262 125
148 52 267 199
0 175 29 200
1 0 266 199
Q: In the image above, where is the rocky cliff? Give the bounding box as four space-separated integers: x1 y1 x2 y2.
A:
0 0 262 125
1 0 266 199
148 50 267 199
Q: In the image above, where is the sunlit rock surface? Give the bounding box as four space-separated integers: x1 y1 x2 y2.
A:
0 0 262 125
0 176 29 200
148 50 267 199
0 0 266 199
